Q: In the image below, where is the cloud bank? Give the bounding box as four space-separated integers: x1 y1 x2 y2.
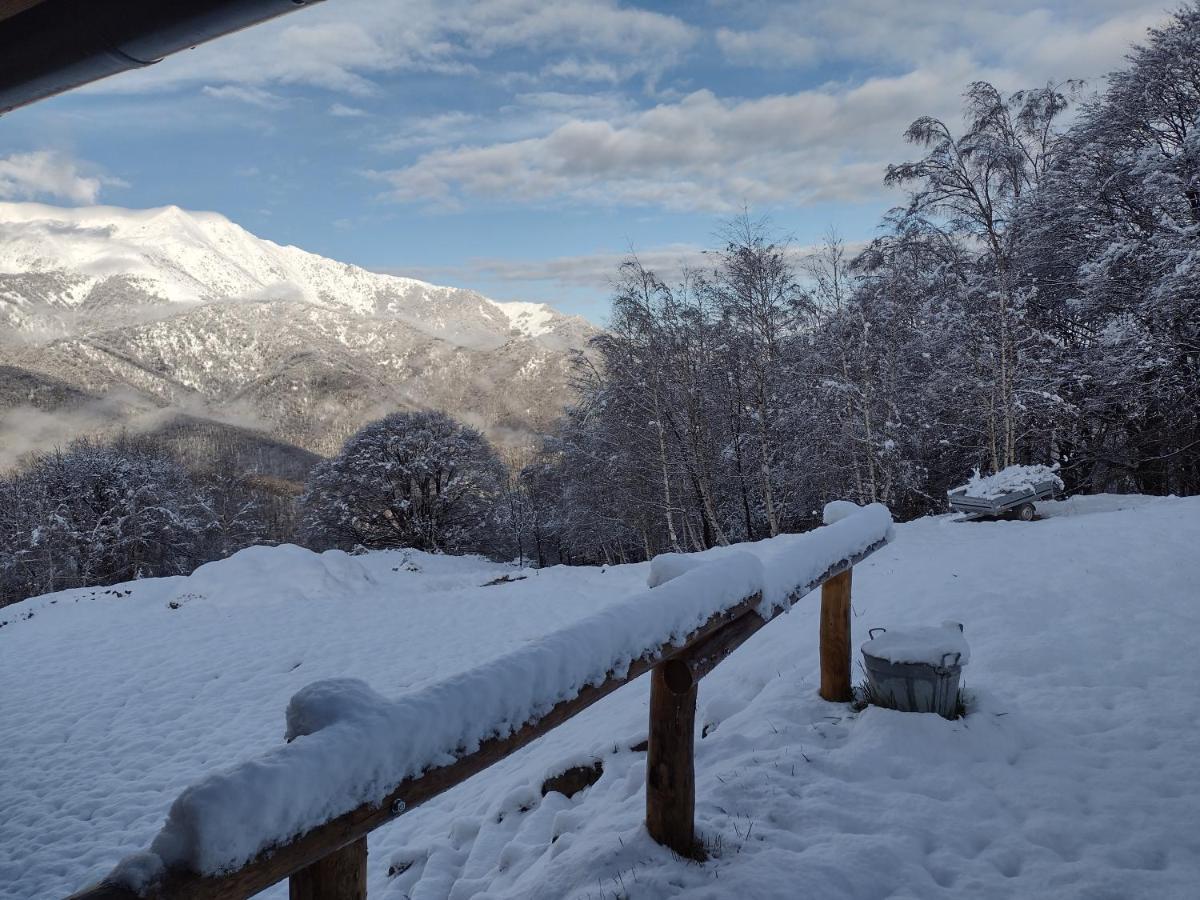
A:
0 152 125 205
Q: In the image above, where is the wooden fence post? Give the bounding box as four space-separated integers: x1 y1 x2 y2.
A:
289 836 367 900
646 658 702 859
819 567 853 702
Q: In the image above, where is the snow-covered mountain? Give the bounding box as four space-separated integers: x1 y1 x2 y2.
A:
0 202 595 453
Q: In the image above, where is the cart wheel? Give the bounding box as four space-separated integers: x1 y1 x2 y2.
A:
1016 503 1035 522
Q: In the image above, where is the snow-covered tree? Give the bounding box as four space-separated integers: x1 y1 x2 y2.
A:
885 81 1076 472
192 453 270 560
524 6 1199 562
1016 4 1200 494
707 213 815 536
0 440 203 605
300 411 505 553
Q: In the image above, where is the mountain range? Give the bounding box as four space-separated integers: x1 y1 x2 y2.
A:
0 202 595 466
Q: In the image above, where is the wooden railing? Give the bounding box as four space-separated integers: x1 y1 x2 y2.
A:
69 535 888 900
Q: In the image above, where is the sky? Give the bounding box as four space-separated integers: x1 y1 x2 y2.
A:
0 0 1179 321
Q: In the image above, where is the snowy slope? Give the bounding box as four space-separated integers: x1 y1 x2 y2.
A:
0 202 596 451
3 495 1199 899
0 202 583 346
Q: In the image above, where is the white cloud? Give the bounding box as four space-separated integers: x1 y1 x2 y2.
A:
0 151 126 204
84 0 696 95
201 85 289 108
404 236 869 295
371 64 979 211
715 26 819 68
374 93 634 154
45 0 1177 223
540 59 623 83
366 3 1175 213
374 111 482 152
1016 8 1168 80
713 0 1168 81
437 243 710 288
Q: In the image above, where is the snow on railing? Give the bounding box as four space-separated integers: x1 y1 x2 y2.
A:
79 502 893 900
117 553 765 883
649 501 892 615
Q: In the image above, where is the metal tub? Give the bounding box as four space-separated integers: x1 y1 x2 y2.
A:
861 627 965 719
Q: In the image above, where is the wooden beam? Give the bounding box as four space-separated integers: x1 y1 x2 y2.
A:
819 568 853 702
645 661 700 859
673 603 764 683
289 837 366 900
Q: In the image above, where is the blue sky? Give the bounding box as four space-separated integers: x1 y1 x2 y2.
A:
0 0 1176 321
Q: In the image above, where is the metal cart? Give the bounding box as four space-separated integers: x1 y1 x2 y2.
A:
946 478 1060 521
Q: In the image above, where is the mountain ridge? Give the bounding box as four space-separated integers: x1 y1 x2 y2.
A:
0 200 591 349
0 202 595 456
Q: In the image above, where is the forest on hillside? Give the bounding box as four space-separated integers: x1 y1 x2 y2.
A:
1 5 1197 602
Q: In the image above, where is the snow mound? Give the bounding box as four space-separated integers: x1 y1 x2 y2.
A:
956 464 1064 499
645 552 705 588
822 499 862 524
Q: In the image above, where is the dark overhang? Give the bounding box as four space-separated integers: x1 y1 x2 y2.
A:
0 0 327 115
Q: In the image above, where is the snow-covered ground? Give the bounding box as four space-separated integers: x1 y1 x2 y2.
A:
3 494 1199 899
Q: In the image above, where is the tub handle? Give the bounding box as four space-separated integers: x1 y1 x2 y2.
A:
940 651 962 667
868 627 887 639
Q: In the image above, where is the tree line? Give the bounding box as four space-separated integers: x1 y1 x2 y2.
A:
0 409 540 606
0 434 301 607
511 5 1200 564
2 5 1196 603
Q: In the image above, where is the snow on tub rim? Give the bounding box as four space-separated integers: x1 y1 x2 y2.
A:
108 502 893 889
861 622 971 668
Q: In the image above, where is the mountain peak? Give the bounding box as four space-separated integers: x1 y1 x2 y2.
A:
0 200 591 349
0 201 596 454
